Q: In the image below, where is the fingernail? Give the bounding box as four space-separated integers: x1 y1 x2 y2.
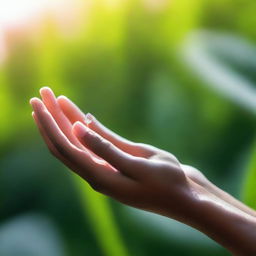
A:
73 121 89 138
84 113 94 126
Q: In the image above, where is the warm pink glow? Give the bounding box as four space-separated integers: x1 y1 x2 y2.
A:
0 0 83 63
0 31 6 63
0 0 64 63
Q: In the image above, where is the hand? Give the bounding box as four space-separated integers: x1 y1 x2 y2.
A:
30 87 198 220
31 87 238 206
30 87 256 255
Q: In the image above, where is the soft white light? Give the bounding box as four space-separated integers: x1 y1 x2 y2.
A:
0 0 57 28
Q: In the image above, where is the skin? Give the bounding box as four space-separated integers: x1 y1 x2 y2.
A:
30 87 256 256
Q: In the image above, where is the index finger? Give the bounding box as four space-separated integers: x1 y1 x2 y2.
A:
40 87 82 148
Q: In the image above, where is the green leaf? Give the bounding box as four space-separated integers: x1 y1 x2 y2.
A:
74 175 129 256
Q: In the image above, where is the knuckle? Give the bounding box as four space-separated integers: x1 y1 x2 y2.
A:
134 143 155 156
132 157 147 168
157 162 177 172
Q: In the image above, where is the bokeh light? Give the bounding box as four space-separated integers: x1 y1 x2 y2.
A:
0 1 256 256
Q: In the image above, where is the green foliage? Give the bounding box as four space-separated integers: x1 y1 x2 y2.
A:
74 175 129 256
0 0 256 255
243 142 256 209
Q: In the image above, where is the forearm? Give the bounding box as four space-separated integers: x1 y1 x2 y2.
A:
182 164 256 218
183 181 256 256
206 182 256 218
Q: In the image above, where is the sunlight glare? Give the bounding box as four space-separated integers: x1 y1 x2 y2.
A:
0 0 59 28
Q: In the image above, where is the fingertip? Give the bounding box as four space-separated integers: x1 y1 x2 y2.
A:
57 95 69 105
72 121 88 138
30 97 37 104
30 98 46 114
30 97 41 106
57 95 68 101
40 86 52 94
40 86 56 99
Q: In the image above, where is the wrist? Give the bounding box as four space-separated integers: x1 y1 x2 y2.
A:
185 181 256 255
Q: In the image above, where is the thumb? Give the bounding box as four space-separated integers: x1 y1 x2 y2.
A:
72 122 145 178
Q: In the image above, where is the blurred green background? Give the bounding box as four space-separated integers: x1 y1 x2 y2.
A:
0 0 256 255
